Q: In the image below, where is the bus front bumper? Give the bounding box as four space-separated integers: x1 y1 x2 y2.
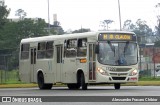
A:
95 74 138 83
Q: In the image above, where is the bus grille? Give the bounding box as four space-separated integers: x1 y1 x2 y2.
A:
109 68 131 72
112 77 126 80
110 73 128 76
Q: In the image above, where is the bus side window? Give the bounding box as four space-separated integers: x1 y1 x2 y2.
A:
21 44 30 59
77 38 87 57
37 42 46 59
65 39 77 57
46 41 54 58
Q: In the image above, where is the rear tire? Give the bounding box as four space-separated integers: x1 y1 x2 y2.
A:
80 73 88 90
37 73 52 90
114 83 121 89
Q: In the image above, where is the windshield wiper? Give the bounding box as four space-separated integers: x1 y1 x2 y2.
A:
124 41 129 57
108 41 115 56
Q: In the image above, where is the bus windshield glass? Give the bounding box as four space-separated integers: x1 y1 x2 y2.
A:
98 41 138 66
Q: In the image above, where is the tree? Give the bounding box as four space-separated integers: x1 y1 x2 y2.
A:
0 3 10 29
155 3 160 36
153 3 160 46
0 21 18 49
15 9 27 20
16 18 48 39
134 19 153 43
0 18 49 69
104 20 114 30
122 19 153 44
100 19 114 30
16 18 34 39
50 20 64 35
123 20 136 31
0 21 19 69
32 18 48 37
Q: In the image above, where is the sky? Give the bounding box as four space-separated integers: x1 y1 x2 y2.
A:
4 0 160 31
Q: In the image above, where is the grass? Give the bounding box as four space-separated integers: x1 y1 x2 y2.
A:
137 81 160 86
139 77 160 81
0 84 38 88
3 80 25 84
0 70 19 84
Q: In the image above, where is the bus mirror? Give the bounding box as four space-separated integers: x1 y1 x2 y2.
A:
95 44 99 54
64 40 67 47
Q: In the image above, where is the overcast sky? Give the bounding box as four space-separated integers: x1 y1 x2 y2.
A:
5 0 160 31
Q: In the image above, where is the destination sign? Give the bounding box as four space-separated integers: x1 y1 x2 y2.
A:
98 33 135 41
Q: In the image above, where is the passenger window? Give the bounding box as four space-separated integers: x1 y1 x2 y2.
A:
37 41 54 59
37 42 46 59
77 38 87 57
65 39 77 57
21 44 30 59
46 41 54 58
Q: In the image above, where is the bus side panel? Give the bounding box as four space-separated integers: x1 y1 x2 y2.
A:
76 60 88 83
62 58 77 83
36 60 55 83
19 60 31 83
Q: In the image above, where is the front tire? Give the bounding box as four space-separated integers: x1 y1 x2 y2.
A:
37 73 52 90
80 73 88 90
114 83 121 89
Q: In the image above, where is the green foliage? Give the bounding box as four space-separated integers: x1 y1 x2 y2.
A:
123 19 153 44
52 26 64 35
32 18 48 37
123 20 136 30
0 70 20 84
50 21 64 35
139 77 160 81
0 21 19 49
15 9 27 20
134 19 153 36
0 5 10 29
16 18 48 38
155 3 160 36
155 41 160 47
0 18 48 48
0 18 48 70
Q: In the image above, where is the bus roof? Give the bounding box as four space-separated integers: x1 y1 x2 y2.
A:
21 31 135 43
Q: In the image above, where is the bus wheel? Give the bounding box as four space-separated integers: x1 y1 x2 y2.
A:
45 84 53 89
80 73 88 90
67 84 80 90
37 73 52 89
114 83 121 89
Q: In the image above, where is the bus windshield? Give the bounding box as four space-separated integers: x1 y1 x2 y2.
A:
98 41 138 66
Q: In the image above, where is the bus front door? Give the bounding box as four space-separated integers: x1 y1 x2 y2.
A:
88 44 96 81
30 48 36 82
56 45 63 82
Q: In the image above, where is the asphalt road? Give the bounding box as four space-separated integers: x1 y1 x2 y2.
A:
0 86 160 105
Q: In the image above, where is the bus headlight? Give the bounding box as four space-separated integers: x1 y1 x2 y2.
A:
129 69 138 76
97 67 108 75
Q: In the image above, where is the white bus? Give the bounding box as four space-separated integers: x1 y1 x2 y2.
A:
19 31 139 90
